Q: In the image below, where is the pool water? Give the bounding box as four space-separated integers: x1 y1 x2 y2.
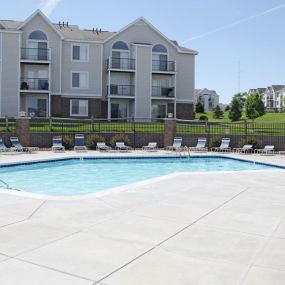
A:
0 157 281 196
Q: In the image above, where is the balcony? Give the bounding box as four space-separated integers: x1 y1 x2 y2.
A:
152 86 175 98
20 78 49 92
107 85 135 97
21 48 51 62
106 57 136 71
152 60 175 73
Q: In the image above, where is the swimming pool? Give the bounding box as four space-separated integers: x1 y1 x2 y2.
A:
0 156 282 196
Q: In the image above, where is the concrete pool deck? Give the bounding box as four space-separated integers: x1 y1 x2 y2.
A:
0 151 285 284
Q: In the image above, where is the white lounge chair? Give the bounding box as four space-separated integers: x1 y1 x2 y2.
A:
96 142 111 151
0 138 8 152
255 145 275 155
188 137 207 152
52 136 65 152
211 138 231 152
142 142 157 152
10 137 23 152
167 137 183 152
115 142 131 152
233 144 253 154
74 134 87 152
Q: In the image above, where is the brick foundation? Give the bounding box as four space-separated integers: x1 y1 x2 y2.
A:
176 103 194 120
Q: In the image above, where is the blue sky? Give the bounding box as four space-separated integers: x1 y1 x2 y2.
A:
1 0 285 103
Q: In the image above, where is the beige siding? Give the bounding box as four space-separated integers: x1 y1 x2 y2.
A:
1 32 20 116
61 41 102 96
135 45 152 118
176 53 195 102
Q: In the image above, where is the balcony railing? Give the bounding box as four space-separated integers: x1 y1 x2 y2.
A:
107 57 136 70
21 78 49 91
107 85 135 96
21 48 50 61
152 86 175 97
152 60 175 72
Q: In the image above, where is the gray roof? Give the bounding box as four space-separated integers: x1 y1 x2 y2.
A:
170 40 197 53
0 20 22 29
53 24 115 41
0 17 197 54
271 85 285 92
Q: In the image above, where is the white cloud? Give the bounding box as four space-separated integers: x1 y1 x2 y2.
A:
40 0 61 16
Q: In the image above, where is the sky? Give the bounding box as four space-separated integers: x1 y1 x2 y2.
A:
1 0 285 103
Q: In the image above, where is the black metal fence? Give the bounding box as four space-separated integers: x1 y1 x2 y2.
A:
30 118 165 148
176 120 285 150
1 117 285 150
0 118 16 146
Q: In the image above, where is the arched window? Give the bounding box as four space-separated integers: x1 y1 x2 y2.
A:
152 44 167 53
29 30 48 41
111 41 129 69
112 41 128 50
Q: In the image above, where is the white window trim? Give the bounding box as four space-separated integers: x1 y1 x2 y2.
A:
71 44 89 62
71 71 89 89
70 99 89 117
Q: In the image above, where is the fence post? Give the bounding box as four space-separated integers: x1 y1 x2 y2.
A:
15 117 31 146
206 120 210 151
164 118 176 149
244 119 248 141
133 118 136 149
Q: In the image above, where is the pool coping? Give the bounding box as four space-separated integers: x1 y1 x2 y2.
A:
1 153 285 200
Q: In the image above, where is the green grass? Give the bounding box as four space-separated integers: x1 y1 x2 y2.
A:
195 111 285 123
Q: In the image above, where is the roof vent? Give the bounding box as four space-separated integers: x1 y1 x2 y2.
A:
62 21 65 27
66 21 69 27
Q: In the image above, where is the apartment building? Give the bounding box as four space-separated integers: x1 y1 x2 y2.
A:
194 88 219 111
0 10 198 120
248 86 284 111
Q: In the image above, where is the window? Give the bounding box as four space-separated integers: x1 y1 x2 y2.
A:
72 45 89 61
152 104 167 118
27 98 47 117
70 99 88 116
152 44 167 53
29 30 47 41
112 41 129 50
71 72 89 89
111 103 128 119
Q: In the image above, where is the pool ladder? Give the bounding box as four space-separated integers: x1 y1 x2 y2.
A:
0 179 20 191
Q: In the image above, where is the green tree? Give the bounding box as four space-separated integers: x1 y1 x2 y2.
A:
213 105 224 119
229 97 242 121
225 105 230 112
245 92 265 120
233 92 247 109
195 101 204 113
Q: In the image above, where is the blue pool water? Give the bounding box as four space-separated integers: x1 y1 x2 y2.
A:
0 157 281 196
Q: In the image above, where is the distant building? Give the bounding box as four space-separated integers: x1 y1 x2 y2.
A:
194 89 219 111
248 86 284 111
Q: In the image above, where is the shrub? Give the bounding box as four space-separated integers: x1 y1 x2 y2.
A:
209 136 223 148
86 134 105 150
199 115 208 121
195 102 204 113
110 134 131 148
62 136 74 150
238 137 262 150
225 105 230 111
213 105 224 119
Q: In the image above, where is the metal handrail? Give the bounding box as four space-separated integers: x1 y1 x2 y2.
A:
0 179 9 189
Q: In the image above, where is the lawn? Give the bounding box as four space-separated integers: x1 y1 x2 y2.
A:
195 111 285 123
